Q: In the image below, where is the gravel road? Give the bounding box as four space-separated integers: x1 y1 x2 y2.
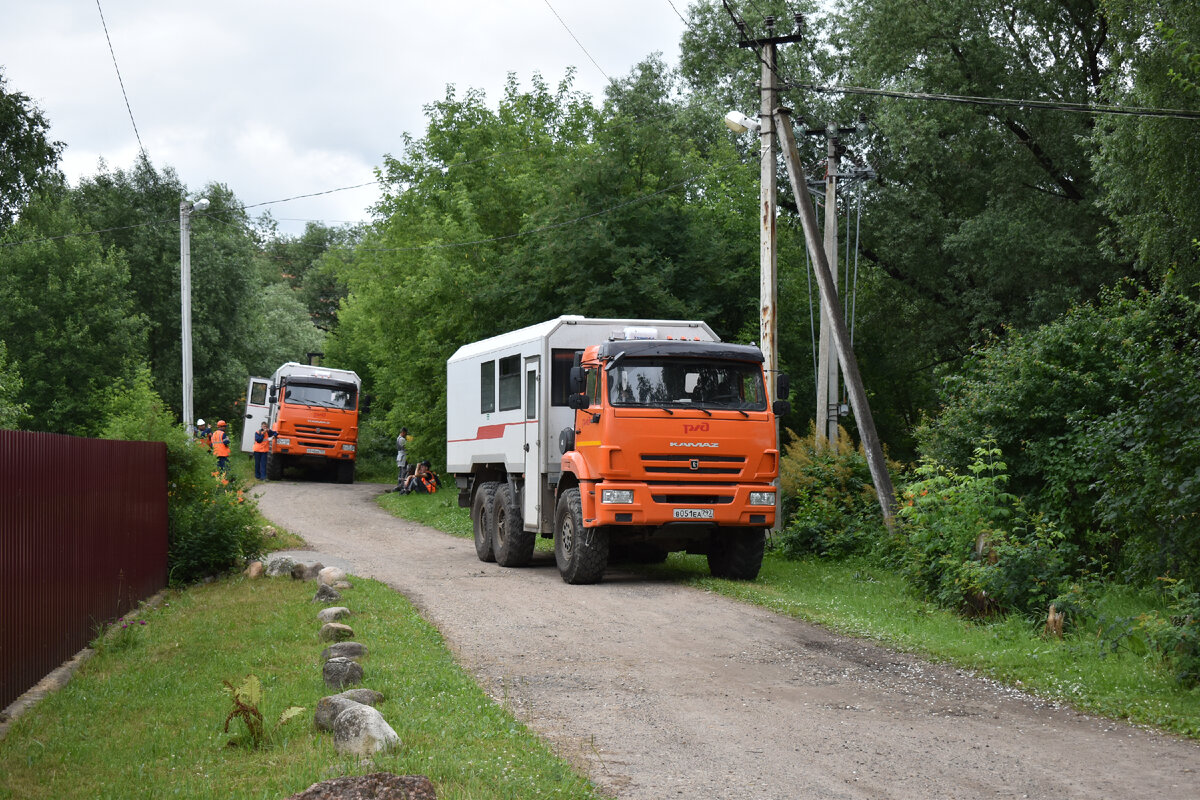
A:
256 481 1198 800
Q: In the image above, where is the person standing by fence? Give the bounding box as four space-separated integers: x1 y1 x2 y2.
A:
252 421 276 480
212 420 232 473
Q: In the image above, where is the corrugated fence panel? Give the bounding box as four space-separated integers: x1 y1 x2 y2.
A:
0 430 168 711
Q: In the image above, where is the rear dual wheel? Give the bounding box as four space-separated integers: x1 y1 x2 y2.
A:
492 483 535 567
472 482 497 563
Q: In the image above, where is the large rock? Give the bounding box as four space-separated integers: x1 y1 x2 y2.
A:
319 622 354 642
332 705 400 757
336 688 384 706
321 641 367 662
318 566 347 585
317 606 351 624
313 583 341 603
313 695 363 732
286 773 435 800
265 556 296 577
323 656 364 689
244 561 264 579
292 562 324 581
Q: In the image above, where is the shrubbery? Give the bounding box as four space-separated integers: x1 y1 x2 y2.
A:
101 370 265 584
775 426 890 559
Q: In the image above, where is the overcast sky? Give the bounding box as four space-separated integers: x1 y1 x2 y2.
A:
2 0 691 236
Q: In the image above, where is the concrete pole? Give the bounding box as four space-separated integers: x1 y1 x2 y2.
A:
759 40 778 405
179 201 194 438
816 134 841 447
774 107 897 531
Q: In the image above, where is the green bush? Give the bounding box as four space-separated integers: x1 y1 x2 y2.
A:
897 444 1079 618
776 426 890 559
101 370 265 584
917 283 1200 585
1144 579 1200 688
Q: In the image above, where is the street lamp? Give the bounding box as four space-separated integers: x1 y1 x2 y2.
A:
179 196 209 437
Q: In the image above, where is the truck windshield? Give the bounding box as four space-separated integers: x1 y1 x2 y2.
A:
607 358 766 411
282 382 357 410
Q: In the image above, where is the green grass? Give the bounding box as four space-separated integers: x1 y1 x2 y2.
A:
377 492 1200 739
0 576 605 800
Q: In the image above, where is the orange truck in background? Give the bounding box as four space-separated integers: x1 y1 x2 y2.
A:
242 362 363 483
446 316 789 584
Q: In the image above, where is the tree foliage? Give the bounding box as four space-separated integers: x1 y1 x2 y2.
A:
0 68 63 231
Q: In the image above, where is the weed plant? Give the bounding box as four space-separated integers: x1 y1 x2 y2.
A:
0 577 603 800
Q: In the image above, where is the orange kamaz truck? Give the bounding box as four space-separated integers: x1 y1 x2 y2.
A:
446 317 789 584
242 362 362 483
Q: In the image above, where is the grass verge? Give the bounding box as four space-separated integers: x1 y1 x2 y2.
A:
0 575 604 800
378 489 1200 739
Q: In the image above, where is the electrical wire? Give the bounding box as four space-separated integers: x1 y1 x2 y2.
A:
541 0 611 83
94 0 147 160
788 82 1200 121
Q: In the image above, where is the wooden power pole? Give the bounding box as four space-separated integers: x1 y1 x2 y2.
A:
774 107 897 529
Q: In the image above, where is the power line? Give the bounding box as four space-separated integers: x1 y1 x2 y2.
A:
787 82 1200 121
94 0 147 160
541 0 611 83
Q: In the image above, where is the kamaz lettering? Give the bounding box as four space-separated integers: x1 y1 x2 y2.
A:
669 442 720 448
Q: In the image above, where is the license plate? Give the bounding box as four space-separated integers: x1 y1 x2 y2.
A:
306 448 325 454
673 508 714 520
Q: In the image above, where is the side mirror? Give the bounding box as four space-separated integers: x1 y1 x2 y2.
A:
269 389 277 404
567 393 589 410
776 373 790 402
772 399 791 416
569 366 585 394
360 395 372 414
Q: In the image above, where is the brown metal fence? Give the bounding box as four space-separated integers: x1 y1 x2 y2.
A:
0 430 168 711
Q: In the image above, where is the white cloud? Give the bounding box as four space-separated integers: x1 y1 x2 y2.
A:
2 0 688 235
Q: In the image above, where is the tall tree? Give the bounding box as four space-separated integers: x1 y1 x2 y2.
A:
0 192 146 435
0 68 63 231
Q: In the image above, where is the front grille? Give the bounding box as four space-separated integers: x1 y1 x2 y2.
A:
652 494 734 504
295 423 340 439
641 453 746 476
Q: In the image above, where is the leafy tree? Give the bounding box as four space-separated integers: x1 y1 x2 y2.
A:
0 68 63 230
0 340 28 429
1093 0 1200 286
0 192 146 434
72 163 324 423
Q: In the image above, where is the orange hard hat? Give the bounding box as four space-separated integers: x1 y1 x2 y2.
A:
217 420 227 427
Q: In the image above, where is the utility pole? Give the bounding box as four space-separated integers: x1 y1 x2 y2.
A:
810 122 866 447
775 107 897 530
179 197 209 437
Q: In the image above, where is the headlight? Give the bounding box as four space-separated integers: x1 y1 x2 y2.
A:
601 489 635 504
749 491 776 506
342 444 356 452
276 437 291 446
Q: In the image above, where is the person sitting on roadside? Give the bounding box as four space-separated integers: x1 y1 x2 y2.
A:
400 461 440 494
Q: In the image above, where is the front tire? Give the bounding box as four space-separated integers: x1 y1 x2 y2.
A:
472 482 498 563
266 451 283 481
707 527 765 580
492 483 534 567
555 488 609 584
336 460 355 484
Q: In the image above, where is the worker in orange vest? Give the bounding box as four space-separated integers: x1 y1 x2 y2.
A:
252 421 277 480
212 419 232 473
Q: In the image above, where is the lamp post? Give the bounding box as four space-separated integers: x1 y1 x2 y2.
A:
179 196 209 437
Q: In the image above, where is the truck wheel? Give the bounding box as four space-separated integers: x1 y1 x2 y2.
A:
336 460 355 484
492 483 534 567
472 482 498 563
707 527 765 580
266 452 283 481
554 488 609 584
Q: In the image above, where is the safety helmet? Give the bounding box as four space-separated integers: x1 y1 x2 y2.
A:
217 420 227 427
196 418 206 426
